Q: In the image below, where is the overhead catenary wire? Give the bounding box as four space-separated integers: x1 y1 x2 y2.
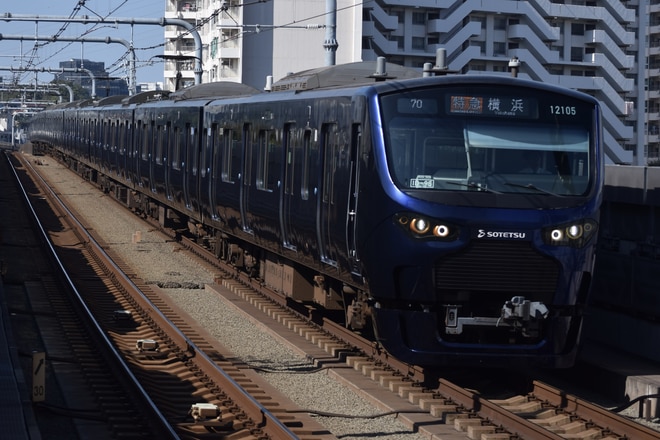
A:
6 0 369 87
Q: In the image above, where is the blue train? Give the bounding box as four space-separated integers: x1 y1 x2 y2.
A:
28 61 603 368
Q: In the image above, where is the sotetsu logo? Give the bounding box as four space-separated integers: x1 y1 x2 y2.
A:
477 229 526 239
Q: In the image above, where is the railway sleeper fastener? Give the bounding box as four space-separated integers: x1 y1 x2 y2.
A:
189 403 220 421
135 338 159 352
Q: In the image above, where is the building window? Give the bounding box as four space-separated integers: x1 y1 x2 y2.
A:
412 12 425 25
571 23 585 36
570 47 583 62
412 37 425 50
389 35 404 49
178 1 197 12
210 37 218 59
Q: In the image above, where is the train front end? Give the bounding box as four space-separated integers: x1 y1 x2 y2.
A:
362 76 603 368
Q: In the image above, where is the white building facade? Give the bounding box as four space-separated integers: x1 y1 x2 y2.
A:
164 0 657 165
164 0 361 91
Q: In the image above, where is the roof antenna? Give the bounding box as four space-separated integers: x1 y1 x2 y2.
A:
369 56 395 81
423 48 457 76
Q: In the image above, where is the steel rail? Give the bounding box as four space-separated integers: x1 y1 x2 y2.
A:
7 151 179 439
438 378 565 440
532 380 660 440
19 152 304 439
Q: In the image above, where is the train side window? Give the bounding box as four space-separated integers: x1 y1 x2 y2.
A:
102 121 109 152
142 122 151 161
167 123 173 166
321 123 338 204
243 123 252 186
126 122 132 157
155 125 164 165
119 122 125 156
256 129 279 192
112 120 118 153
111 120 115 152
269 130 282 190
220 127 232 183
201 125 212 178
301 129 312 200
284 123 296 196
172 125 181 170
139 122 146 160
188 124 197 175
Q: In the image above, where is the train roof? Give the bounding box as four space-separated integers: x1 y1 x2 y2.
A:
270 61 422 92
121 90 171 105
169 81 261 101
96 95 128 106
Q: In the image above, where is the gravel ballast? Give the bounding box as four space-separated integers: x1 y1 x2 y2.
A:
36 155 435 440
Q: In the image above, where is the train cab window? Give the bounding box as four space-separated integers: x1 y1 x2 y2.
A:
464 122 590 195
424 140 467 179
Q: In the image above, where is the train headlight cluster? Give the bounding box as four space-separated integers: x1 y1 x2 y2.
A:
395 213 458 240
543 219 598 248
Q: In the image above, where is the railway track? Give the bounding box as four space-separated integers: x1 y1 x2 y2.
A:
3 151 173 439
11 151 335 439
18 149 660 440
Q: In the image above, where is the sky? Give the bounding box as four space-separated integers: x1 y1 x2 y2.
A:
0 0 168 86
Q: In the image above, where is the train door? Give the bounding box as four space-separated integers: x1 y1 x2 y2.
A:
318 123 339 267
347 124 361 276
164 122 173 199
239 123 253 233
149 121 157 193
136 120 145 187
207 124 220 221
280 123 296 250
183 123 194 209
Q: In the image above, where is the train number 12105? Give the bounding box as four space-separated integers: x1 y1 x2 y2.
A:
550 105 577 115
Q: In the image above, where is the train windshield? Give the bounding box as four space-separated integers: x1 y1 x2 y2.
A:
380 84 594 199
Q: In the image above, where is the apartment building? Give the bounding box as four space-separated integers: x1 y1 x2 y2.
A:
164 0 360 91
164 0 652 165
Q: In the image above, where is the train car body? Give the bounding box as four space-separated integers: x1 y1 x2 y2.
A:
28 61 603 368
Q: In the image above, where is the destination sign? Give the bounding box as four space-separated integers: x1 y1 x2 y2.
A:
448 95 537 118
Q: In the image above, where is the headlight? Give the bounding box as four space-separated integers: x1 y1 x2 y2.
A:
543 219 598 248
395 213 459 241
410 218 430 234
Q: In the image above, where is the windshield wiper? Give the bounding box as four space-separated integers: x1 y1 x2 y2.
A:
504 182 563 197
446 181 501 194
